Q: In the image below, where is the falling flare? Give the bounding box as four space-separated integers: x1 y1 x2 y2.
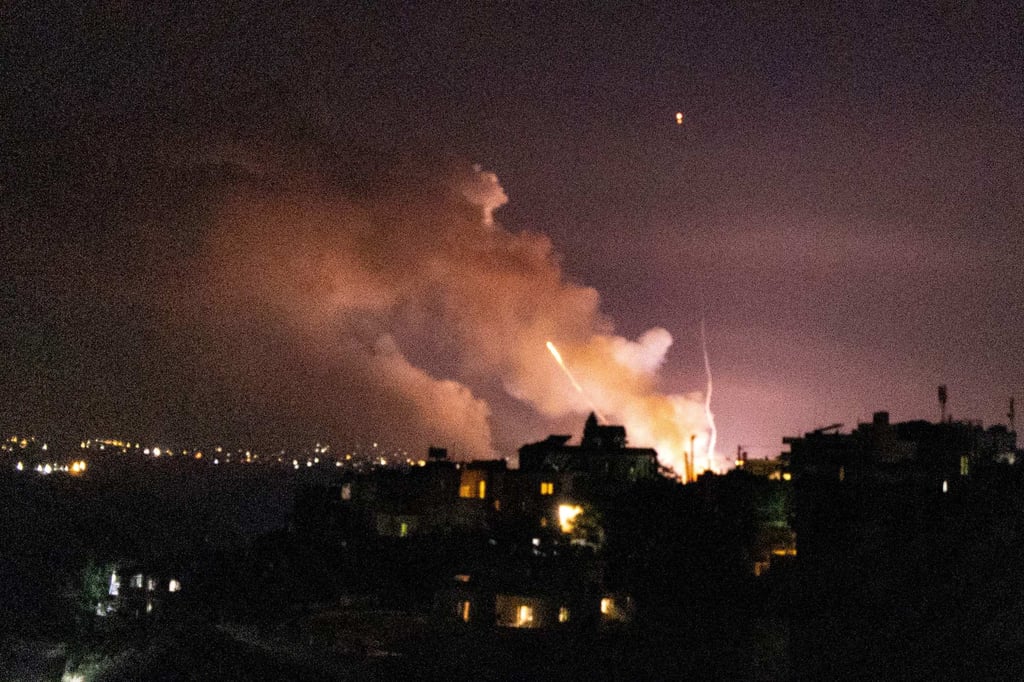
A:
546 341 607 422
700 318 717 473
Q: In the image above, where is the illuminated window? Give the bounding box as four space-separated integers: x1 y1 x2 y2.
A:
132 574 143 589
559 606 570 623
600 597 613 615
147 578 156 592
399 522 409 537
516 604 534 626
478 480 486 499
341 483 352 501
459 484 473 498
168 579 181 593
838 466 845 482
459 600 471 622
960 455 969 477
942 480 948 493
146 600 153 614
108 571 120 597
540 481 554 495
558 504 583 533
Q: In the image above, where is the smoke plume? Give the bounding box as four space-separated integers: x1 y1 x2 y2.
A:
190 157 710 475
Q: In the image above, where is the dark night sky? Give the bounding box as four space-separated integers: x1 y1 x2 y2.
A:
3 2 1023 464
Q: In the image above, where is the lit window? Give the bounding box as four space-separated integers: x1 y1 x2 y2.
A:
459 484 473 498
600 597 613 615
341 483 352 501
540 481 554 495
399 522 409 537
478 480 487 499
942 480 948 493
147 578 156 592
516 604 534 627
108 571 120 597
559 606 570 623
168 579 181 593
558 504 583 533
132 574 143 589
960 455 969 477
459 600 471 622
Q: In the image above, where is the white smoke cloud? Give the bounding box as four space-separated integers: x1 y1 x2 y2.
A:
191 162 710 474
458 164 509 226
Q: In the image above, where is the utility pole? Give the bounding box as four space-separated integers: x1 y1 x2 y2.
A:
938 385 948 423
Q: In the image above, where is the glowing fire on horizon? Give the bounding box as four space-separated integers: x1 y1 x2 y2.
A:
201 162 722 483
546 338 719 483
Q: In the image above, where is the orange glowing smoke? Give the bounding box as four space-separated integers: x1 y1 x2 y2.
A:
195 162 715 478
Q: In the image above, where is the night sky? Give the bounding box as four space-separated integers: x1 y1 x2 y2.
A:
4 3 1022 466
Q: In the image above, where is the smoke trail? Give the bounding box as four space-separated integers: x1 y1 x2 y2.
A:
700 318 717 472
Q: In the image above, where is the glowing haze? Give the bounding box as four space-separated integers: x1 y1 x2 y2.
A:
194 161 714 478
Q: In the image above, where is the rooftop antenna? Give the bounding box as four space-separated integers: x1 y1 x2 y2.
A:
1009 397 1016 433
938 385 948 423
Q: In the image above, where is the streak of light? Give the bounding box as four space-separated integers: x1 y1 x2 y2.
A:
700 318 717 472
545 341 607 422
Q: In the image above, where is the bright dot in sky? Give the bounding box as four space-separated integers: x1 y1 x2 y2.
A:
675 112 684 125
